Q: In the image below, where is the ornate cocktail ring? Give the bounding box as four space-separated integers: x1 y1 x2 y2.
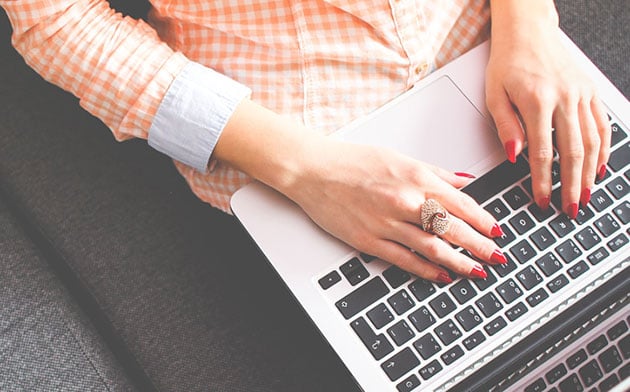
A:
420 199 451 236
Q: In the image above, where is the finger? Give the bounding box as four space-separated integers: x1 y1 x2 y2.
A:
424 163 473 188
486 87 526 163
441 216 507 265
591 97 611 181
578 97 600 206
369 239 452 283
553 103 583 219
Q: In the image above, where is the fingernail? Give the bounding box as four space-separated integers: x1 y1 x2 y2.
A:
505 140 517 163
470 264 488 279
437 272 453 284
538 196 551 211
597 165 607 181
490 223 504 238
455 172 476 179
490 249 507 264
566 203 579 219
580 188 591 207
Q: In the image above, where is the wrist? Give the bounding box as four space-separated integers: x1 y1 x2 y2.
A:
490 0 559 41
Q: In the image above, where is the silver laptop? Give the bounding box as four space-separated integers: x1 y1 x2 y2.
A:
231 35 630 392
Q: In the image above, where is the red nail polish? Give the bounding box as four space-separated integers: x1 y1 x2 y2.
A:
470 265 488 279
597 165 607 181
538 196 551 211
490 223 504 238
566 203 579 219
580 188 591 207
455 172 476 179
490 249 507 264
505 140 517 163
437 272 453 284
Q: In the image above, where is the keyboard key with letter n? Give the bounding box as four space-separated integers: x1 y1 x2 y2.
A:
336 277 389 319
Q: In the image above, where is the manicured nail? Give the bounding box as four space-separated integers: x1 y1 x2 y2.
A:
490 249 507 264
470 264 488 279
505 140 517 163
566 203 579 219
597 165 607 181
437 272 453 284
538 196 551 211
455 172 476 179
490 223 504 238
580 188 591 207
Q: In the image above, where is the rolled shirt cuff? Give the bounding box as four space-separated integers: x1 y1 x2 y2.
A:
148 61 251 172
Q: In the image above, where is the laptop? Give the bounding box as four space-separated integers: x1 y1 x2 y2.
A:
231 34 630 392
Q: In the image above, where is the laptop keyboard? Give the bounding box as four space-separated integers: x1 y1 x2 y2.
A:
318 116 630 391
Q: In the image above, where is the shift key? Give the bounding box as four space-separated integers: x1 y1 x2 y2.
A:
336 277 390 319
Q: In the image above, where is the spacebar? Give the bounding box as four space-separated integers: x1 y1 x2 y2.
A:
335 277 389 320
462 156 530 205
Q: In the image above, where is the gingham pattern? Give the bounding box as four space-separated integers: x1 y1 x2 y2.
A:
1 0 490 213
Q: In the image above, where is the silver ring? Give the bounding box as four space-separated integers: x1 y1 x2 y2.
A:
420 199 451 236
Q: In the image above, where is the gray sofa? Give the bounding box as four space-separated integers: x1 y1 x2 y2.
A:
0 1 628 391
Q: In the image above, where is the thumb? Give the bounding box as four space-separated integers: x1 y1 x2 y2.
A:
486 88 526 163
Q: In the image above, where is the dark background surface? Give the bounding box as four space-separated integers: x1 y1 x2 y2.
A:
0 1 627 391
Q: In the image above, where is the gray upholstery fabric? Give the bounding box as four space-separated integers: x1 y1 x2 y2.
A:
0 1 627 391
0 200 135 391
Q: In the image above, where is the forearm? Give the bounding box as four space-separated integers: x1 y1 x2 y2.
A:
490 0 559 41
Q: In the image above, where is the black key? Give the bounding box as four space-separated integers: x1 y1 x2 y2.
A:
575 205 595 225
408 306 436 333
413 333 441 360
434 320 462 346
599 374 620 392
476 292 503 317
546 363 568 384
462 330 486 351
550 215 576 237
555 239 582 263
503 186 531 210
408 279 436 302
462 156 530 204
568 260 589 279
450 280 477 304
579 359 603 387
575 226 601 251
594 214 621 237
551 161 561 185
494 224 516 248
596 167 613 184
587 247 609 265
397 374 421 392
568 349 588 369
509 211 536 235
607 320 628 341
599 347 622 379
472 266 498 291
359 253 377 263
510 239 537 264
608 142 630 172
536 252 563 277
529 202 556 222
613 201 630 224
552 187 563 211
525 377 546 392
367 303 395 329
383 265 411 289
607 232 628 251
505 302 528 321
591 189 614 212
559 374 584 392
381 348 420 381
419 360 443 381
610 122 627 147
516 266 543 290
485 198 511 221
620 363 630 379
429 293 457 318
493 254 518 277
586 334 608 355
484 316 507 336
336 277 390 319
526 288 549 307
351 317 394 360
340 257 370 286
455 306 483 332
318 270 341 289
606 176 630 199
547 274 570 293
496 278 523 304
620 334 630 359
388 320 415 346
388 290 415 316
530 227 557 251
441 345 465 366
522 176 533 195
